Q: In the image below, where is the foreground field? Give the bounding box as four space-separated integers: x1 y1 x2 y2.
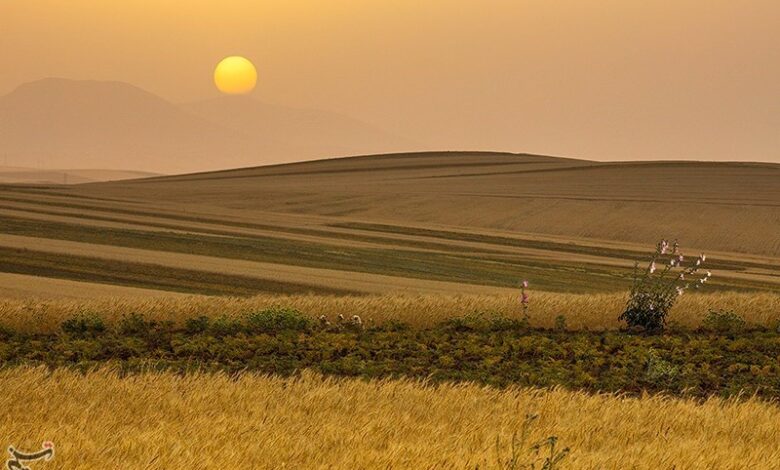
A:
1 292 778 334
2 368 779 469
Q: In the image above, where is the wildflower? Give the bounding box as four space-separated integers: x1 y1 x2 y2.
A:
337 314 345 324
678 254 684 263
695 258 701 266
706 271 712 278
650 262 656 274
676 286 684 296
679 273 685 280
522 280 529 288
701 254 707 262
351 315 363 328
521 293 529 304
319 315 329 327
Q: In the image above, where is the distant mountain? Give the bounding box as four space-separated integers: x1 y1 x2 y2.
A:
182 97 414 164
0 78 414 174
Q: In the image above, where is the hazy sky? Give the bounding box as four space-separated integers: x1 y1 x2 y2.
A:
2 0 779 163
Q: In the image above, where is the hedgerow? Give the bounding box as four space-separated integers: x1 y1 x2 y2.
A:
0 312 778 399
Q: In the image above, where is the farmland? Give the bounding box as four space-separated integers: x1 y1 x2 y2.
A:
0 152 778 469
0 152 777 298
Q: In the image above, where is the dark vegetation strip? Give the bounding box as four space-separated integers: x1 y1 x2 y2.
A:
2 313 780 400
0 215 770 293
0 203 506 256
0 246 355 296
3 191 774 273
329 221 773 272
0 214 640 292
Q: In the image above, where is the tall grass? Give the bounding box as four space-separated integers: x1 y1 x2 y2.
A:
0 291 777 334
1 367 779 469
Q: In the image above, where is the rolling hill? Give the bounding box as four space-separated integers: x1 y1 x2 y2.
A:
0 151 777 297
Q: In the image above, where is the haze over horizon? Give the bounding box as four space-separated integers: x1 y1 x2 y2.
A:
2 0 779 168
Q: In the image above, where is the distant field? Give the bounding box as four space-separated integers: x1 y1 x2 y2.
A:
3 368 779 469
0 152 777 296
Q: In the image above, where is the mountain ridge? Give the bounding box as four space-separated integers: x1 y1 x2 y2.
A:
0 78 414 174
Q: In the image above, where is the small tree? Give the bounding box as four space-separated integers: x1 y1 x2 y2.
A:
620 239 711 331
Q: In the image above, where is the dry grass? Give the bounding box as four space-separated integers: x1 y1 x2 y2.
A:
1 291 778 334
1 367 778 469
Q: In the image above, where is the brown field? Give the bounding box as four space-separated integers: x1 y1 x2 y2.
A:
2 367 779 469
0 152 778 298
1 292 778 334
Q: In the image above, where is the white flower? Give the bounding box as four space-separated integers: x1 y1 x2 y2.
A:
650 262 656 273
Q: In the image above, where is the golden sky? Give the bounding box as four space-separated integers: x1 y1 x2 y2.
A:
2 0 778 162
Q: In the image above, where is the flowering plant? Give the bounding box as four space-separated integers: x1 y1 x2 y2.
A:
619 239 711 331
520 280 530 319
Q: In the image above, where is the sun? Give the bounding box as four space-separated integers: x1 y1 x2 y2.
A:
214 56 257 95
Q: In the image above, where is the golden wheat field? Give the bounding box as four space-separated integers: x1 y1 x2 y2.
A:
1 291 778 334
1 367 779 469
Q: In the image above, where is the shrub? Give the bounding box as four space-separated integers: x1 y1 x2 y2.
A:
61 313 107 337
620 239 712 331
554 315 567 332
701 309 746 334
245 307 312 333
645 350 679 384
184 315 211 334
209 315 244 336
117 312 157 336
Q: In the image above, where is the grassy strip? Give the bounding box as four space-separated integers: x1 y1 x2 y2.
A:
0 214 641 292
329 222 774 272
0 201 506 255
2 213 770 293
2 313 780 399
0 246 356 296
